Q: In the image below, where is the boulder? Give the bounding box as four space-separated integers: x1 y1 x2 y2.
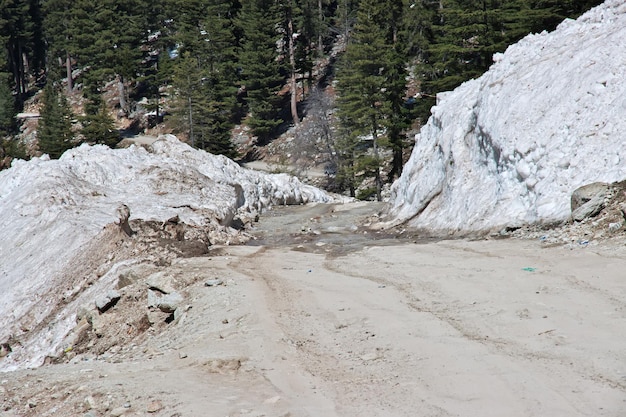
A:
146 271 176 294
157 292 183 314
571 183 609 221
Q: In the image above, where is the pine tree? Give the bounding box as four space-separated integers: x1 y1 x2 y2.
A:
0 0 37 106
42 0 76 90
168 0 239 157
0 74 15 135
80 100 119 147
237 0 287 143
335 0 409 200
38 82 75 158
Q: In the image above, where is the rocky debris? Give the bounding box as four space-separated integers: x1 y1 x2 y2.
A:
95 290 122 313
508 180 626 245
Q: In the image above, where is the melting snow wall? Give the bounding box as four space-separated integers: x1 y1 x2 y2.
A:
0 135 338 370
385 0 626 233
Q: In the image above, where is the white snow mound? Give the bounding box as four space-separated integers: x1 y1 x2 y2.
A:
385 0 626 233
0 134 338 370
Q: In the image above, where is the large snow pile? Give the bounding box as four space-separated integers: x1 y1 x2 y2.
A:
385 0 626 233
0 135 338 370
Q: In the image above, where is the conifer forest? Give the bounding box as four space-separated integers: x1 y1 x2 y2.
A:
0 0 602 197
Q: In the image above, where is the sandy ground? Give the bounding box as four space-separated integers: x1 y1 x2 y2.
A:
1 202 626 417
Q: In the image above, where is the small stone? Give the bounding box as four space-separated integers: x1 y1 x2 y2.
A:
146 400 163 413
28 401 37 408
95 290 121 313
179 352 188 359
84 395 97 410
205 278 224 287
147 289 160 308
360 352 379 361
110 406 127 416
263 396 281 404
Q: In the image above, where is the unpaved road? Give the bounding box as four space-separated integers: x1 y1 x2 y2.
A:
1 202 626 416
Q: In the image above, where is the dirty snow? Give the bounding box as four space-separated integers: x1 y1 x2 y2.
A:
385 0 626 233
0 134 338 370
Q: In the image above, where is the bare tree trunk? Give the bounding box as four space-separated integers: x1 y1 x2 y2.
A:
287 3 300 126
188 75 194 147
318 0 324 56
371 115 382 202
65 52 73 93
117 74 128 116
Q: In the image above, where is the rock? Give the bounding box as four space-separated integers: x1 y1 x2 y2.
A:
95 290 121 313
146 271 176 294
0 343 11 358
146 400 163 413
110 406 127 416
157 292 183 314
608 222 622 232
117 269 139 289
116 204 133 236
76 305 97 323
571 182 609 212
147 289 160 308
205 278 223 287
84 395 97 410
571 193 606 221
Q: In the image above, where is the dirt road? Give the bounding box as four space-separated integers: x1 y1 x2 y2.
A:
2 202 625 416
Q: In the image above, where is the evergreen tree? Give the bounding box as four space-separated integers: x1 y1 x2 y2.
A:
414 0 604 122
80 100 119 147
168 0 239 157
237 0 287 143
38 82 75 158
42 0 76 90
335 0 409 200
0 0 38 106
0 74 15 135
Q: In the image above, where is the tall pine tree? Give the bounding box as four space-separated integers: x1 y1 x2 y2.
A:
335 0 409 200
238 0 287 143
168 0 239 157
38 82 75 158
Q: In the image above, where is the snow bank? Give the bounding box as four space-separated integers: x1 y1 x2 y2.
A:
0 135 338 370
385 0 626 233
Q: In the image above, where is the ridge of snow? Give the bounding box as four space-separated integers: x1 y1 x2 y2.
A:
385 0 626 233
0 134 339 370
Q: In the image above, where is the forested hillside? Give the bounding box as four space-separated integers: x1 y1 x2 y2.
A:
0 0 602 197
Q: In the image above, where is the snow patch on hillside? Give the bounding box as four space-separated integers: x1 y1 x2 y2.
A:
0 135 339 370
385 0 626 233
